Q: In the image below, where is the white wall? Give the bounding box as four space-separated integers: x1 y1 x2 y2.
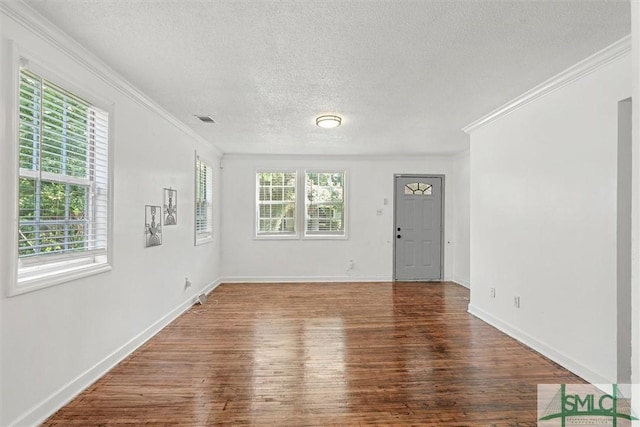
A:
468 51 631 384
221 155 457 282
452 151 470 287
0 5 222 426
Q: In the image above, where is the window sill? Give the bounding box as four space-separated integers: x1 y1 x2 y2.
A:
195 236 213 246
10 261 112 297
303 234 348 240
254 234 300 240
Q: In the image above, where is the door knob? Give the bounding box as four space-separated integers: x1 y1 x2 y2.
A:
397 227 401 231
397 234 401 239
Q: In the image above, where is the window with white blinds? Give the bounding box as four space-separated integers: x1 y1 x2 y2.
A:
256 171 297 237
195 156 213 243
305 171 346 237
17 67 110 286
254 169 347 239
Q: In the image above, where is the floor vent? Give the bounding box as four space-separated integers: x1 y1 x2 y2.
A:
197 293 208 305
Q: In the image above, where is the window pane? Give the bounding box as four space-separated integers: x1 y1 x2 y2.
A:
19 72 41 171
305 171 345 235
284 173 296 186
195 157 213 241
39 80 90 178
284 186 295 201
68 185 88 219
271 204 283 217
256 172 297 235
68 222 88 250
18 178 37 221
272 187 283 201
17 68 109 264
40 181 67 220
39 223 66 254
404 182 432 195
18 180 89 257
18 224 36 256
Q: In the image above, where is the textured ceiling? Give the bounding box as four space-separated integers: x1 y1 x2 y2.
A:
23 0 630 156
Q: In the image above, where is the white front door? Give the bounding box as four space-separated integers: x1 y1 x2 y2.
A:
394 175 443 281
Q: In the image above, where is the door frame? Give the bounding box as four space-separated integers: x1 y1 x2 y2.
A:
392 174 445 281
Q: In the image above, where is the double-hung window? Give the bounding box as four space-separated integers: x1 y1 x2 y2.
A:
195 155 213 244
15 67 110 293
255 169 347 239
304 171 346 237
256 171 297 237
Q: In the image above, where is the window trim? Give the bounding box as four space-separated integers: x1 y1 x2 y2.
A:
254 169 299 240
253 168 348 240
194 153 214 246
6 45 113 297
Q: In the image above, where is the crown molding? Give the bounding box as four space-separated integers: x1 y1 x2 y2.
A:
221 152 464 162
0 1 222 158
462 35 631 134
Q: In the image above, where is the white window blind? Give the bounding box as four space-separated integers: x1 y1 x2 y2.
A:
17 68 109 275
305 171 346 236
195 156 213 242
256 172 297 236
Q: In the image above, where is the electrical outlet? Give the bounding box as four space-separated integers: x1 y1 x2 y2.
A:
185 277 192 288
514 296 520 308
490 287 496 298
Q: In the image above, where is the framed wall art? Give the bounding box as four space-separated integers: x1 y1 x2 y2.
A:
145 205 162 247
163 188 178 226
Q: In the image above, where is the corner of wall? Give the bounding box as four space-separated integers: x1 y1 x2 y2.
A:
629 0 640 416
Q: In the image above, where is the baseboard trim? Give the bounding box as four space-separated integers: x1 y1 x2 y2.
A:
221 275 392 284
13 279 222 427
467 304 611 385
452 278 470 288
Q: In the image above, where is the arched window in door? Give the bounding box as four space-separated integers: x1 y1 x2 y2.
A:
404 182 432 195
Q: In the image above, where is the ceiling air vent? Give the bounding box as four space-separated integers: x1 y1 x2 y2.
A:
195 115 215 123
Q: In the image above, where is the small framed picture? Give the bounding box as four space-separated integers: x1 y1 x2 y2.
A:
163 188 178 226
145 205 162 247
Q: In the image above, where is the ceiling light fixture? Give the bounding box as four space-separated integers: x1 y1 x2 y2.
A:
316 114 342 129
195 115 215 123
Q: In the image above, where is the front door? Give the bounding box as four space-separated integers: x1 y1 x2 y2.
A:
394 175 443 281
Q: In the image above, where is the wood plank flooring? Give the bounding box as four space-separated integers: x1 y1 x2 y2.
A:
43 282 583 426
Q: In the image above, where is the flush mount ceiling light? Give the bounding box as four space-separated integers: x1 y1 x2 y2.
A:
316 114 342 129
195 115 215 123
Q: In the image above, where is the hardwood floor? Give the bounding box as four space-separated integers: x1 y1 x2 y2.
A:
43 282 582 426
